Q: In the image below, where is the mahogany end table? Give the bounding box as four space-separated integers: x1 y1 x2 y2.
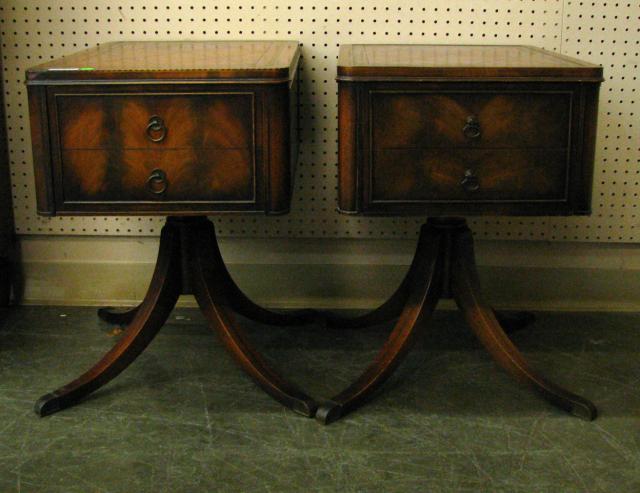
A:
26 41 318 417
319 44 604 424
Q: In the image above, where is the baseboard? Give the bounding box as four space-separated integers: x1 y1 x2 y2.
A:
15 236 640 312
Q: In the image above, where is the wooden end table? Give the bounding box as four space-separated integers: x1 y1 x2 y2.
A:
26 41 318 417
319 44 604 424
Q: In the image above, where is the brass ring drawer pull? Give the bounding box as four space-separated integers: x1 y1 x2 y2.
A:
461 169 479 192
145 115 167 143
146 168 168 195
462 115 481 140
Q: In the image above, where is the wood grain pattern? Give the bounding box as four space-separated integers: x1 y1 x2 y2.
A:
372 91 571 149
35 216 318 418
317 218 597 424
61 148 253 203
28 87 55 215
337 45 602 217
337 83 359 213
450 223 597 420
317 223 442 424
338 44 603 81
27 42 311 418
55 91 255 205
47 86 267 213
372 148 567 202
324 44 603 424
27 41 300 83
35 221 183 417
27 41 300 216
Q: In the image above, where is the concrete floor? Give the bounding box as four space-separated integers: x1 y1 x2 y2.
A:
0 306 639 492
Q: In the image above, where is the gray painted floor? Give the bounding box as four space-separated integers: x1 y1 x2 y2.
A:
1 306 639 492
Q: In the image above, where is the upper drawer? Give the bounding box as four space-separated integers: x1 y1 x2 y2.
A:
54 92 254 150
371 91 572 149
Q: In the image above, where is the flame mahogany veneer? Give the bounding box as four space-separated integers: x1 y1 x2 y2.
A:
321 44 603 424
26 41 321 418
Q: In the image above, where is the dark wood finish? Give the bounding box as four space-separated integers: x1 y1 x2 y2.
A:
26 42 300 215
36 217 317 418
28 42 317 417
28 88 55 215
317 219 597 424
450 224 596 420
0 49 14 306
337 46 602 216
57 92 254 149
372 91 571 149
36 220 182 417
373 147 568 202
337 83 359 213
338 45 603 81
317 223 442 424
328 45 601 423
26 41 300 83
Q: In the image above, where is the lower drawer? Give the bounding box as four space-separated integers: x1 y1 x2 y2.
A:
59 148 254 204
371 148 568 203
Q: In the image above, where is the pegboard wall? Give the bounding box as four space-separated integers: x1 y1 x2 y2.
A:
0 0 638 241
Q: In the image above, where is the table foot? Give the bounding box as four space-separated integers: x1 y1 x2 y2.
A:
34 392 62 417
316 223 442 424
451 226 597 421
315 401 345 425
35 225 182 416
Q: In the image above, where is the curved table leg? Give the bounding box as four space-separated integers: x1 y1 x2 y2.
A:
35 224 182 417
189 220 318 417
97 305 141 325
451 227 597 420
316 224 443 424
208 231 316 327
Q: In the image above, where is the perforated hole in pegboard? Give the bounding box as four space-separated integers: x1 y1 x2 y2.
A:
0 0 637 241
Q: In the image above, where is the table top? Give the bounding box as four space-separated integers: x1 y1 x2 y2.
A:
26 41 300 84
338 44 603 81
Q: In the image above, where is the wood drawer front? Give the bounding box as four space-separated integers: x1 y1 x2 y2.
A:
371 91 572 149
60 148 254 203
372 148 568 202
56 92 253 150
